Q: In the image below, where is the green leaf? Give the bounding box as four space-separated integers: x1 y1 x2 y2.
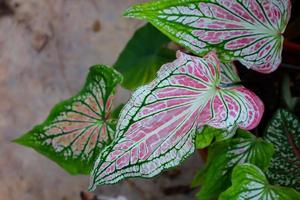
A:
13 65 123 175
114 23 175 90
219 163 300 200
197 130 274 200
195 126 217 149
195 125 235 149
124 0 291 73
264 109 300 191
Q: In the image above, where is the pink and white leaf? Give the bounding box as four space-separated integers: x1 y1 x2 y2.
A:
89 52 264 189
125 0 291 73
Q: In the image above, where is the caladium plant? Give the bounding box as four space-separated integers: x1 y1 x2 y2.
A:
89 51 264 189
14 0 300 199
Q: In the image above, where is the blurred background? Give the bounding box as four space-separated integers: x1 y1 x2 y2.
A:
0 0 202 200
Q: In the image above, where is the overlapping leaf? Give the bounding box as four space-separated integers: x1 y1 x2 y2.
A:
89 51 264 189
195 125 236 149
125 0 291 73
195 130 273 200
195 125 226 149
219 163 300 200
14 65 123 174
264 109 300 191
114 23 175 90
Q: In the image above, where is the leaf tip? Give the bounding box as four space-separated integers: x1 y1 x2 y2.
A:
11 134 28 145
88 184 96 192
11 137 21 144
123 6 146 20
88 175 97 192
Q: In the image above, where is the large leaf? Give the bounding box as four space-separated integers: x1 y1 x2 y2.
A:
125 0 291 73
114 23 175 90
196 130 274 200
89 51 264 189
219 163 300 200
14 65 123 174
264 109 300 191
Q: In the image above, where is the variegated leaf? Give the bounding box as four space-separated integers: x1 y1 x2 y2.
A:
14 65 123 174
264 109 300 191
219 164 300 200
125 0 291 73
89 51 264 189
196 130 274 200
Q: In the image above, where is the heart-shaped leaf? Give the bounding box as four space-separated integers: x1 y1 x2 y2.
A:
264 109 300 191
125 0 291 73
196 130 273 200
14 65 123 174
89 51 264 189
219 163 300 200
114 23 175 90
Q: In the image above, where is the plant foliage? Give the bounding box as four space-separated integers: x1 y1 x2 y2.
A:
89 51 263 189
114 23 175 90
194 130 274 199
14 65 122 174
219 163 300 200
265 109 300 191
125 0 291 73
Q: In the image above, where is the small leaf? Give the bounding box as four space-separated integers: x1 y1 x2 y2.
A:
14 65 123 174
125 0 291 73
114 23 175 90
264 109 300 191
219 163 300 200
89 51 264 190
197 130 274 200
195 125 231 149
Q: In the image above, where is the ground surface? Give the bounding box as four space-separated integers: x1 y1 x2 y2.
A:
0 0 202 200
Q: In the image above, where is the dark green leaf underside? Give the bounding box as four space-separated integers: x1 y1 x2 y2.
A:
114 23 175 90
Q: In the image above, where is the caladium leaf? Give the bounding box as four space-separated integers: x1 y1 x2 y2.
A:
14 65 123 174
114 23 175 90
264 109 300 191
125 0 291 73
89 51 264 189
196 130 274 200
219 163 300 200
